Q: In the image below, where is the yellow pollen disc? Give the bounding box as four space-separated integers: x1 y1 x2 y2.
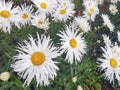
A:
22 13 28 19
40 2 47 9
110 58 118 68
38 21 43 25
90 8 95 13
70 38 77 48
112 8 115 12
60 9 66 14
0 10 11 18
31 52 45 66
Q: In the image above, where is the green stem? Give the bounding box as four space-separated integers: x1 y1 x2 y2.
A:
91 26 105 36
11 73 23 87
70 64 73 77
52 80 63 86
5 53 12 71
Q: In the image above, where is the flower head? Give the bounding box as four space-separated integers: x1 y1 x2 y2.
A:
74 17 91 33
31 0 57 15
11 33 60 86
101 14 114 32
109 4 118 15
17 4 34 26
97 45 120 83
52 5 75 22
0 0 19 33
110 0 118 4
83 0 98 8
97 0 104 5
31 13 50 30
102 34 112 46
57 0 74 8
57 24 87 64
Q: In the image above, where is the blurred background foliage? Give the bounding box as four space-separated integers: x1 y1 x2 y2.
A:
0 0 120 90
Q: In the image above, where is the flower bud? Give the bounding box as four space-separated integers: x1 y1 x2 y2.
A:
72 76 77 83
77 85 83 90
0 72 10 81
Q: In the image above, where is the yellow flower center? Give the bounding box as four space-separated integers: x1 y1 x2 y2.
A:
90 8 95 13
60 9 66 14
40 2 47 9
110 58 118 68
0 10 11 18
112 8 115 12
22 13 28 19
38 21 43 25
70 38 77 48
31 52 45 66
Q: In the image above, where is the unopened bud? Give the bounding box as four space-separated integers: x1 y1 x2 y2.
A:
72 76 77 83
77 85 83 90
0 72 10 81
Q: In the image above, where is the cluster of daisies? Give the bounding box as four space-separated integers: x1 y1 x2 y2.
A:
1 0 120 88
0 0 75 33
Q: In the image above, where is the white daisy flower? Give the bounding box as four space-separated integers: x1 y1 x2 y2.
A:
17 4 34 26
88 6 99 15
0 0 19 33
11 33 60 86
101 14 114 32
31 13 50 31
83 10 96 21
57 24 87 64
31 0 57 15
109 4 118 15
102 34 112 46
97 45 120 83
57 0 75 8
74 17 91 33
52 6 75 22
97 0 104 5
83 0 98 8
110 0 118 4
